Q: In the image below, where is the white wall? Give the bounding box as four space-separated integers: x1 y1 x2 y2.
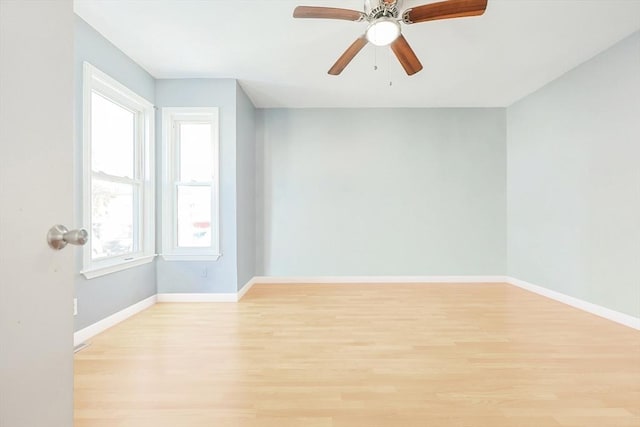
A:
257 108 506 276
507 32 640 317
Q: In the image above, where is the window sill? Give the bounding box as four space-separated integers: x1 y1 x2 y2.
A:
161 253 221 261
81 254 156 279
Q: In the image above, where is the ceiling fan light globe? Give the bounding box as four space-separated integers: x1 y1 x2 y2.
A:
366 18 400 46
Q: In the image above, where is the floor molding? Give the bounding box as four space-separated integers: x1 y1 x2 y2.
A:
506 276 640 330
157 293 238 302
157 278 258 303
237 277 257 300
251 275 507 284
74 276 638 346
73 294 157 347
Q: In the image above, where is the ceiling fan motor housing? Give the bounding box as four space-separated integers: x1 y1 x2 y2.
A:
364 0 400 20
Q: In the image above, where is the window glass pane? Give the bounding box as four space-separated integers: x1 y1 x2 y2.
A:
91 179 134 259
91 91 135 178
179 123 212 182
177 185 211 248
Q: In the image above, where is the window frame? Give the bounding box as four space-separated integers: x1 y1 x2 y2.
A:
161 107 221 261
81 62 155 279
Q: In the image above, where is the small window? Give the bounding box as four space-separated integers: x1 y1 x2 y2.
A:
161 108 220 260
82 63 155 278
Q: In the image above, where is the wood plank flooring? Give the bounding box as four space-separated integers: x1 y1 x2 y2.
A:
75 283 640 426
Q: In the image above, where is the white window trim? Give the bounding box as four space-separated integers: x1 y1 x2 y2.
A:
161 107 221 261
81 62 155 279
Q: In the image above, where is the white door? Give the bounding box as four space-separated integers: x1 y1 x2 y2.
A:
0 1 75 426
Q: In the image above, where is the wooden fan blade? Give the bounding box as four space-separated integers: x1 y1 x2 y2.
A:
328 37 368 75
293 6 364 21
390 35 423 75
403 0 488 24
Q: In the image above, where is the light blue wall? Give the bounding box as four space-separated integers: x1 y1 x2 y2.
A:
507 32 640 317
155 79 239 293
257 108 507 276
75 15 637 323
236 83 257 289
74 16 156 331
75 17 253 305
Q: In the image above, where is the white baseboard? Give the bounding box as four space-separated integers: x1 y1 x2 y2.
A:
73 294 157 347
237 277 257 300
506 276 640 330
251 275 507 284
156 279 259 303
155 277 505 304
157 293 238 302
74 276 638 347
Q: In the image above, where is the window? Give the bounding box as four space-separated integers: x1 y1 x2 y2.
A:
162 108 220 260
81 63 155 278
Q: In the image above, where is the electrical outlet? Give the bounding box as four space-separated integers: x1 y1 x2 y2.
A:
74 298 78 316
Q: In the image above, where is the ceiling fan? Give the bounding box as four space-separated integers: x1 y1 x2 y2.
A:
293 0 488 76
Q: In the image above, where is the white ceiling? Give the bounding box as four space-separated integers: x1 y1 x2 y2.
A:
74 0 640 108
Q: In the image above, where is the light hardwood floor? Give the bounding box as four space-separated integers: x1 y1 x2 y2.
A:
75 283 640 427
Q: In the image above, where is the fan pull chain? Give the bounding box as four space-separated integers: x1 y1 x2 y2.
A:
374 46 378 71
388 49 393 86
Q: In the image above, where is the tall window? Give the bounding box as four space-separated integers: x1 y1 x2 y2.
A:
82 63 155 278
162 108 220 260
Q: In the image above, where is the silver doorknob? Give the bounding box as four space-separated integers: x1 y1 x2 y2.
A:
47 225 89 250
